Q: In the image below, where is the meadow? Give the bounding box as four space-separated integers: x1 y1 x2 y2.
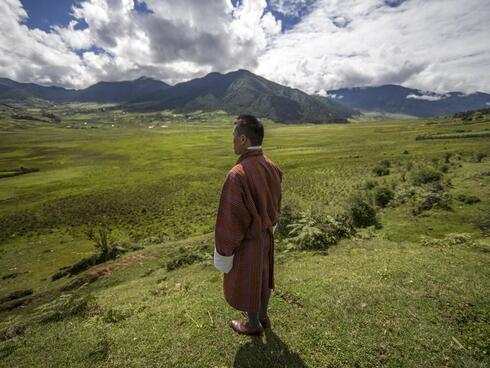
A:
0 104 489 367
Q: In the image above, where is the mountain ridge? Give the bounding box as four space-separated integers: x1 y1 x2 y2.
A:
0 71 356 123
326 84 490 117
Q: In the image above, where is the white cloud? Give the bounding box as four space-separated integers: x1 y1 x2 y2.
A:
0 0 280 88
0 0 488 95
256 0 490 94
406 93 447 101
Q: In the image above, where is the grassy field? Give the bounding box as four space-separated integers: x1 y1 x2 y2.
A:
0 105 489 367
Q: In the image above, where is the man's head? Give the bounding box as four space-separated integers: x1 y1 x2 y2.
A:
233 114 264 155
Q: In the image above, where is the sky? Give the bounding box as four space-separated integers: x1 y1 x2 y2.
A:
0 0 489 94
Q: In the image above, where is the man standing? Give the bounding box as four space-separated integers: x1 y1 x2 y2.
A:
214 114 283 336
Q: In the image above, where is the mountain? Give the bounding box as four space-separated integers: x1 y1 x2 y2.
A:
126 69 356 123
0 72 356 123
326 84 490 117
75 77 170 103
0 77 169 104
0 78 76 102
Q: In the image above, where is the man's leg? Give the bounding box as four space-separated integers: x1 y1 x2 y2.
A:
245 288 270 327
246 311 260 328
259 288 271 319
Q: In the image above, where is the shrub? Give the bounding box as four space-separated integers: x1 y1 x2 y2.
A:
363 179 378 190
410 165 442 185
349 194 379 228
86 226 117 261
392 184 417 205
420 233 474 248
439 164 450 173
166 253 204 271
412 191 452 215
374 187 395 208
456 194 481 204
400 170 407 182
317 212 355 243
286 209 331 250
379 159 391 168
285 208 355 251
277 205 300 238
470 152 487 163
443 152 452 163
372 165 390 177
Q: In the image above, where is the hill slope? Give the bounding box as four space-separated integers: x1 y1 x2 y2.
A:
327 84 490 117
76 77 170 103
127 69 357 123
0 71 356 123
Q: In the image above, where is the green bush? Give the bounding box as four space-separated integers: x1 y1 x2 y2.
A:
439 164 449 173
456 194 481 204
285 208 356 251
277 205 300 238
86 226 117 260
348 194 380 228
166 253 204 271
392 184 417 205
470 152 487 163
317 212 355 243
410 165 442 185
374 187 395 208
286 209 331 250
379 159 391 168
372 165 390 177
420 233 474 248
412 191 452 215
443 152 452 163
363 180 378 190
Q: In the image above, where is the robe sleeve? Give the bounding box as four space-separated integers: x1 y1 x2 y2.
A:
215 171 252 257
276 167 283 226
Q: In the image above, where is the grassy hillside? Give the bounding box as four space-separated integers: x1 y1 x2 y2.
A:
0 106 489 367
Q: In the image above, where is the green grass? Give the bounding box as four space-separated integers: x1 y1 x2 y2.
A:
0 106 489 367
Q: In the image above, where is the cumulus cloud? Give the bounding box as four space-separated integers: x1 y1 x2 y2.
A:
256 0 490 94
406 93 448 101
0 0 280 88
0 0 488 94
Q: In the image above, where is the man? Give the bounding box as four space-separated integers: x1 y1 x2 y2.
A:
214 114 283 336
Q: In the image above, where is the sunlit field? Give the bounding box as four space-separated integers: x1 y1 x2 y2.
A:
0 104 489 367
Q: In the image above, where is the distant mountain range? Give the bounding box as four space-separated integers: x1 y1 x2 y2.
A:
326 85 490 117
2 73 489 122
0 71 354 123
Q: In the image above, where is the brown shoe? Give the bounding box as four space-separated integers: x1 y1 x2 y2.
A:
241 312 271 329
230 320 263 336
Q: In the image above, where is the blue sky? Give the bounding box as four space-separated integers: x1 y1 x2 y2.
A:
1 0 489 94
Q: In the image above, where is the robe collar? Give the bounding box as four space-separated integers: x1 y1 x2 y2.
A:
236 147 263 165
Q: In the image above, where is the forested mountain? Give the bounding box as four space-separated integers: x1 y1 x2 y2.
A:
326 84 490 117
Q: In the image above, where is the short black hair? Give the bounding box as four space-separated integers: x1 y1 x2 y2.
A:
234 114 264 146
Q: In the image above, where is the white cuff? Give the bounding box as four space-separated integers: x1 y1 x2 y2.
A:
214 248 234 273
273 224 278 234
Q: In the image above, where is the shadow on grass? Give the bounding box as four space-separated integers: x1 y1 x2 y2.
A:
233 329 308 368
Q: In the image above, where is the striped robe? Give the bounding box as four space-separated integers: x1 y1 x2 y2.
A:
215 148 283 312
